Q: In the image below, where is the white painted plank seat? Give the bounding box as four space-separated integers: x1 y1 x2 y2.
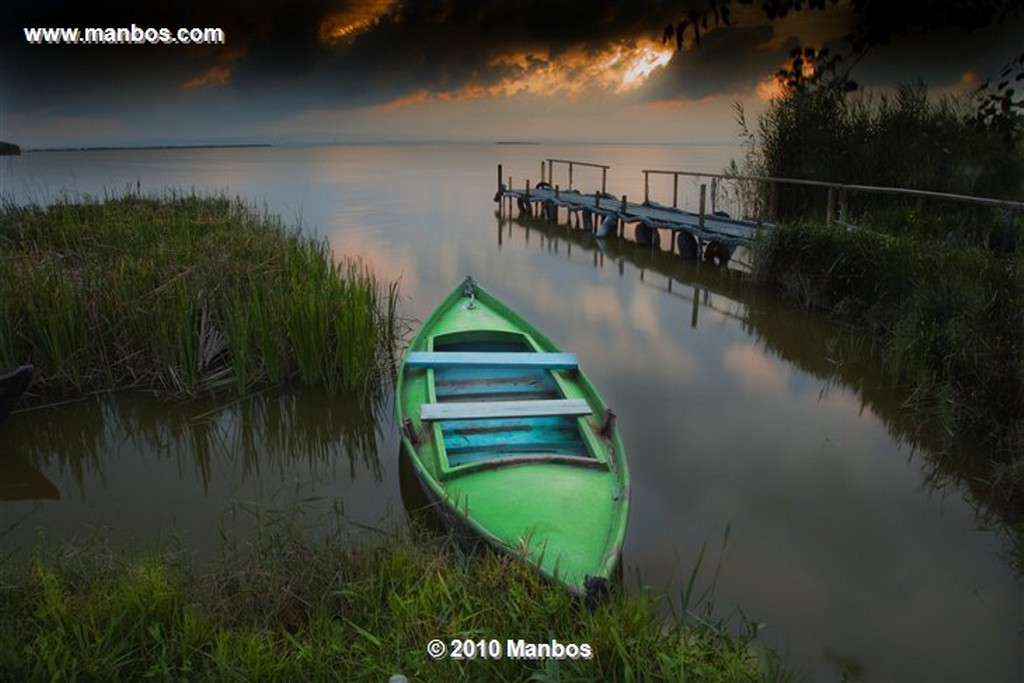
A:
406 351 578 370
420 398 591 421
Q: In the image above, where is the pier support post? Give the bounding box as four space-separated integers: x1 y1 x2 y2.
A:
998 207 1016 253
691 287 699 328
678 232 699 260
698 184 706 229
644 172 650 205
673 174 679 208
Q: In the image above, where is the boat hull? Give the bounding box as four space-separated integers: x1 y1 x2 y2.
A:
396 279 628 594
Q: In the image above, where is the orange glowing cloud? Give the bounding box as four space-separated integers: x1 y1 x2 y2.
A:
375 38 675 109
319 0 399 43
182 47 247 91
756 74 785 101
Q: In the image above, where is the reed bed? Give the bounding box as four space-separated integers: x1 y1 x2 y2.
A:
0 529 790 682
0 193 400 399
755 223 1023 435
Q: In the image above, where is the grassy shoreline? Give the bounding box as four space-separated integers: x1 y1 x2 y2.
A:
0 530 790 682
0 193 399 399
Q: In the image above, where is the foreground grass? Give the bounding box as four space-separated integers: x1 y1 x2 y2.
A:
0 532 789 682
0 193 399 398
755 222 1024 566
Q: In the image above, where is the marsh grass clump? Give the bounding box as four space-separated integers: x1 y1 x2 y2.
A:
0 530 790 682
755 223 1023 440
0 193 400 399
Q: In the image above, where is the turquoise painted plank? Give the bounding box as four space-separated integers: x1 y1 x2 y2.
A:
438 414 578 431
434 366 558 401
444 421 586 456
407 351 578 369
420 398 591 421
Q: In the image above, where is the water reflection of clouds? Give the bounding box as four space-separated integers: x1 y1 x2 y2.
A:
626 285 664 339
562 282 701 384
326 223 420 295
722 343 788 396
575 284 625 327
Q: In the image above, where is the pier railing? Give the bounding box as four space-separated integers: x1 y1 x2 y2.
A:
544 159 609 194
641 168 1024 229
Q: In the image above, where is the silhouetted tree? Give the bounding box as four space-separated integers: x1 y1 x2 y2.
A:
664 0 1023 104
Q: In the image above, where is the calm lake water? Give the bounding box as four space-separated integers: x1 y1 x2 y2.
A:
1 143 1021 681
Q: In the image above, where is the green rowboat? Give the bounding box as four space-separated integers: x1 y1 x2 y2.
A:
396 277 629 597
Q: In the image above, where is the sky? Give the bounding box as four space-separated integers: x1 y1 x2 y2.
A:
3 1 1022 148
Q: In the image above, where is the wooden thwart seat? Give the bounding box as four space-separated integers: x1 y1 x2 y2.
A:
406 351 578 370
421 398 591 421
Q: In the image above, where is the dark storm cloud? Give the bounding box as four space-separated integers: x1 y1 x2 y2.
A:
6 0 1022 143
5 1 705 112
642 23 791 101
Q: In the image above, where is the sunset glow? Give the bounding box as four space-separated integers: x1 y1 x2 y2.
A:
181 47 248 91
377 38 674 108
756 75 785 101
611 43 674 93
319 0 398 43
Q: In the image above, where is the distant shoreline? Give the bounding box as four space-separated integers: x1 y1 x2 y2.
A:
28 143 273 153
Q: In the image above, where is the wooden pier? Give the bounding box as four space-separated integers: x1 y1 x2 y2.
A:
495 160 773 265
496 158 1024 262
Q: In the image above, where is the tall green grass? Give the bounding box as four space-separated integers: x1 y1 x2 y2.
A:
737 81 1024 245
0 194 400 398
755 224 1022 433
0 530 790 682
